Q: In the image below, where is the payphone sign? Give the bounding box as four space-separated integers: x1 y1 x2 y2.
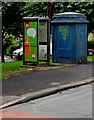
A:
24 21 38 62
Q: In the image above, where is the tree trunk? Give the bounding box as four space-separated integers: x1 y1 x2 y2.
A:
47 2 52 20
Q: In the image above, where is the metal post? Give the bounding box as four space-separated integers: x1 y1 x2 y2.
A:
0 1 5 62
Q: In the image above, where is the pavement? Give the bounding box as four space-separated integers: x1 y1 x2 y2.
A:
1 84 92 118
1 61 94 109
0 56 15 62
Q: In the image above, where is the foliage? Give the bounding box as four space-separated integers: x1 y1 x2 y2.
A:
88 40 94 49
3 34 15 55
3 34 21 57
1 61 27 80
2 2 47 37
2 2 26 36
20 2 47 17
71 2 94 33
7 44 21 58
2 2 94 37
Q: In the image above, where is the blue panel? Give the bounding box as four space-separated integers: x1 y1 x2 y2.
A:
59 48 70 58
52 12 88 64
58 25 70 58
76 24 87 62
52 25 59 63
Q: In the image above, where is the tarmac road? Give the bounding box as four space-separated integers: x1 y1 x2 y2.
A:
2 62 93 104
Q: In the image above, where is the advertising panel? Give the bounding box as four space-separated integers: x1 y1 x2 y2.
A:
24 21 38 63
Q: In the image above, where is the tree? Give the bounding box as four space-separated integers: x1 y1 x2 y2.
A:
2 2 26 37
2 2 94 36
47 2 51 19
71 2 94 33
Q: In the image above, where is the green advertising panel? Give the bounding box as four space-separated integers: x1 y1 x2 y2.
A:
24 21 38 62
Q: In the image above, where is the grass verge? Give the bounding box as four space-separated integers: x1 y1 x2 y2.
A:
1 61 27 80
87 55 94 61
1 56 93 80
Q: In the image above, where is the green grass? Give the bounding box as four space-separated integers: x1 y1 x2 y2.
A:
1 61 27 80
2 61 23 73
87 55 94 61
1 55 93 80
1 59 53 80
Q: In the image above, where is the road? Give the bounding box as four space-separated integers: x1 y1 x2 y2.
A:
1 84 93 118
2 62 93 104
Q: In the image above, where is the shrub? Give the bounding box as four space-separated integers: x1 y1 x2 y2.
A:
3 34 22 57
7 44 21 58
88 40 94 49
3 34 16 54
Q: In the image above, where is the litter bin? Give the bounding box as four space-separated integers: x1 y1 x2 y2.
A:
51 12 89 64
